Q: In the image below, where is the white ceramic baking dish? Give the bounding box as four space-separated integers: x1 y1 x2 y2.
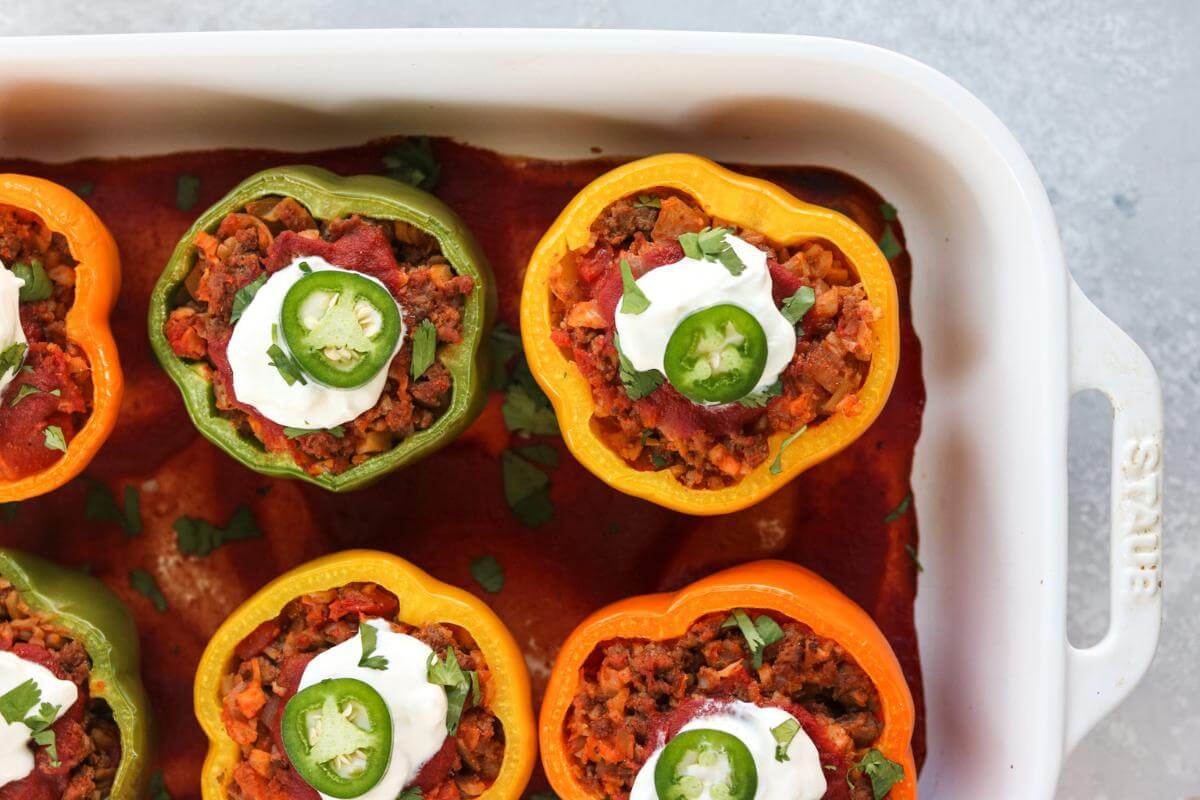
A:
0 30 1164 799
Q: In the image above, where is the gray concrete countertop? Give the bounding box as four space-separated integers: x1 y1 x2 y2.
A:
2 2 1196 797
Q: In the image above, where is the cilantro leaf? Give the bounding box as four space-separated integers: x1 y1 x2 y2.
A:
905 544 924 573
614 336 663 400
397 788 424 800
880 201 898 221
618 258 651 315
771 718 801 761
781 286 816 326
516 443 559 468
852 748 906 800
282 425 345 439
174 505 262 558
0 502 18 523
488 323 523 392
500 449 552 527
267 324 306 386
358 622 389 671
426 648 478 734
884 492 913 523
878 226 902 260
149 770 172 800
13 261 52 302
73 182 96 198
230 274 267 324
85 481 142 537
502 383 559 438
469 555 505 593
738 379 782 409
411 318 439 379
0 342 26 377
42 425 67 453
382 137 441 191
634 195 661 209
175 174 201 212
129 569 168 612
0 679 41 724
769 426 807 476
721 608 784 669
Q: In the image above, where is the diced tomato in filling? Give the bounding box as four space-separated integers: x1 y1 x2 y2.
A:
0 205 93 481
0 580 121 799
564 611 886 800
163 199 475 477
549 191 878 489
220 583 505 800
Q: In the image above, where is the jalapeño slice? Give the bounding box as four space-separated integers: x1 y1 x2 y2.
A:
281 677 393 798
663 304 768 405
654 728 759 800
280 269 403 389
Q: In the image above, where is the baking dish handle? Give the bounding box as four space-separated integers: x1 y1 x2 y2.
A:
1064 279 1164 752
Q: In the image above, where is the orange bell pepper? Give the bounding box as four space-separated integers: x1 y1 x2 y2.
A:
520 154 899 515
194 550 537 800
0 175 122 501
540 560 917 799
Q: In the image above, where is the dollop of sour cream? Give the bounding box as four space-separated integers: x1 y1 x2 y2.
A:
614 236 796 402
298 619 447 800
0 258 28 397
629 701 826 800
0 650 78 786
226 256 405 430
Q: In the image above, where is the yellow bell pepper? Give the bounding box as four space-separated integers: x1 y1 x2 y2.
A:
193 550 536 799
520 154 899 515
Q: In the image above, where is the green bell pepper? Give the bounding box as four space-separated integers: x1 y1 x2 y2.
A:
147 165 496 492
0 548 152 798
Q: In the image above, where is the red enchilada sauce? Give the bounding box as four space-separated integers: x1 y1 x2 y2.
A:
0 139 924 799
0 206 92 481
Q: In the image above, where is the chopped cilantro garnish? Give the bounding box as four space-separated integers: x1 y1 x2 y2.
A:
382 137 441 191
878 225 902 260
148 770 172 800
397 788 424 800
721 608 784 669
781 286 816 326
880 201 898 221
267 323 306 386
426 647 479 734
0 679 41 724
0 342 26 377
0 502 18 523
516 443 559 468
282 425 345 439
13 261 52 302
85 481 142 537
678 226 745 275
129 569 168 612
634 195 661 209
175 174 201 212
73 182 96 198
884 492 913 523
501 449 553 527
738 379 782 409
357 622 389 670
469 555 505 593
502 383 559 437
905 544 924 573
11 384 58 407
410 318 439 379
42 425 67 453
230 274 267 324
618 258 651 315
769 426 807 475
488 323 523 392
851 748 905 799
174 505 262 557
614 335 664 400
771 718 801 761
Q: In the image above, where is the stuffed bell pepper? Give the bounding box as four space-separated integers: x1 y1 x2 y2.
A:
520 154 899 514
149 166 494 491
0 175 123 501
540 561 916 800
194 550 535 800
0 548 151 798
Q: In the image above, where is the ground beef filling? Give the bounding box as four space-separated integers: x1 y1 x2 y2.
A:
221 583 505 800
0 205 94 482
164 197 475 476
565 612 884 800
0 580 121 800
548 191 878 489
